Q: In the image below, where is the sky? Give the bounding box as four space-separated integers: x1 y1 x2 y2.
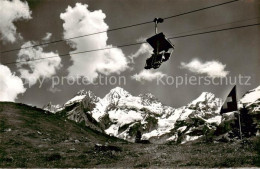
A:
0 0 259 108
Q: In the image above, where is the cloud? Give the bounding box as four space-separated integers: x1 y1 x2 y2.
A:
48 86 61 93
0 65 26 101
60 3 129 82
16 41 62 86
0 0 31 43
42 32 52 41
180 59 229 78
129 43 152 63
131 70 167 83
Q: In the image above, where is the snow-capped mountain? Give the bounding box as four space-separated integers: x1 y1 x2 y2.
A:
239 86 260 134
44 87 224 144
142 92 223 144
43 102 62 113
240 86 260 113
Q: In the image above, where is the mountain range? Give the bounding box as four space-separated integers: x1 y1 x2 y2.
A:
43 86 260 144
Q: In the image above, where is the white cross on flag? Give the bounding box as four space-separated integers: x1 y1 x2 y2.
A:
220 85 238 114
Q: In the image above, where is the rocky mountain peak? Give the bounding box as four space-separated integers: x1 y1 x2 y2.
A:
239 86 260 115
76 89 88 96
187 92 222 112
104 87 131 101
240 85 260 106
139 93 157 100
42 102 61 113
65 90 98 106
189 92 218 104
139 93 160 106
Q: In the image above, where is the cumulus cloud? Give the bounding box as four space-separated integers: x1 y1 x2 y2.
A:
42 32 52 41
0 0 31 43
129 43 152 63
60 3 129 82
131 70 167 83
0 65 26 101
16 41 62 86
180 59 229 78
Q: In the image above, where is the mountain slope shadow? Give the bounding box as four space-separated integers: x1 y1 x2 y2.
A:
0 102 127 168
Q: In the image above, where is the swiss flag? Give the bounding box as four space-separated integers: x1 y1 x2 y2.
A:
220 86 238 114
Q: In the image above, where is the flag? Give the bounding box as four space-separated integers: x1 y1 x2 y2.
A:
220 85 238 114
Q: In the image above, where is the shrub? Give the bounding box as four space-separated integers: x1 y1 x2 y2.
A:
45 153 62 161
253 136 260 166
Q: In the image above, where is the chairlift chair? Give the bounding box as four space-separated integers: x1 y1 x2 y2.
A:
144 18 174 69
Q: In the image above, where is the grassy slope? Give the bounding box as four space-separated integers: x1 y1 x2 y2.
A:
0 102 259 168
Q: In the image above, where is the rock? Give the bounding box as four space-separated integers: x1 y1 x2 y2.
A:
94 144 122 152
4 128 12 132
69 148 76 151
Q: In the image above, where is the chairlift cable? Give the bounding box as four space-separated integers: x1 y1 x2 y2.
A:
2 22 259 66
0 0 239 54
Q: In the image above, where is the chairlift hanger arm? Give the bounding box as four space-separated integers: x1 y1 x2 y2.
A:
154 18 164 34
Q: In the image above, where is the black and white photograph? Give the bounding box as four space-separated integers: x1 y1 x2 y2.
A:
0 0 260 168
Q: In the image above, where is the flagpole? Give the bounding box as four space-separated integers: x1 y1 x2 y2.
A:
238 111 242 140
235 86 242 140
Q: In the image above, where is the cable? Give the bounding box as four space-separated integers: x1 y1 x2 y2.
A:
167 16 260 37
3 42 146 65
2 22 259 66
168 23 259 40
0 0 239 54
163 0 239 20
